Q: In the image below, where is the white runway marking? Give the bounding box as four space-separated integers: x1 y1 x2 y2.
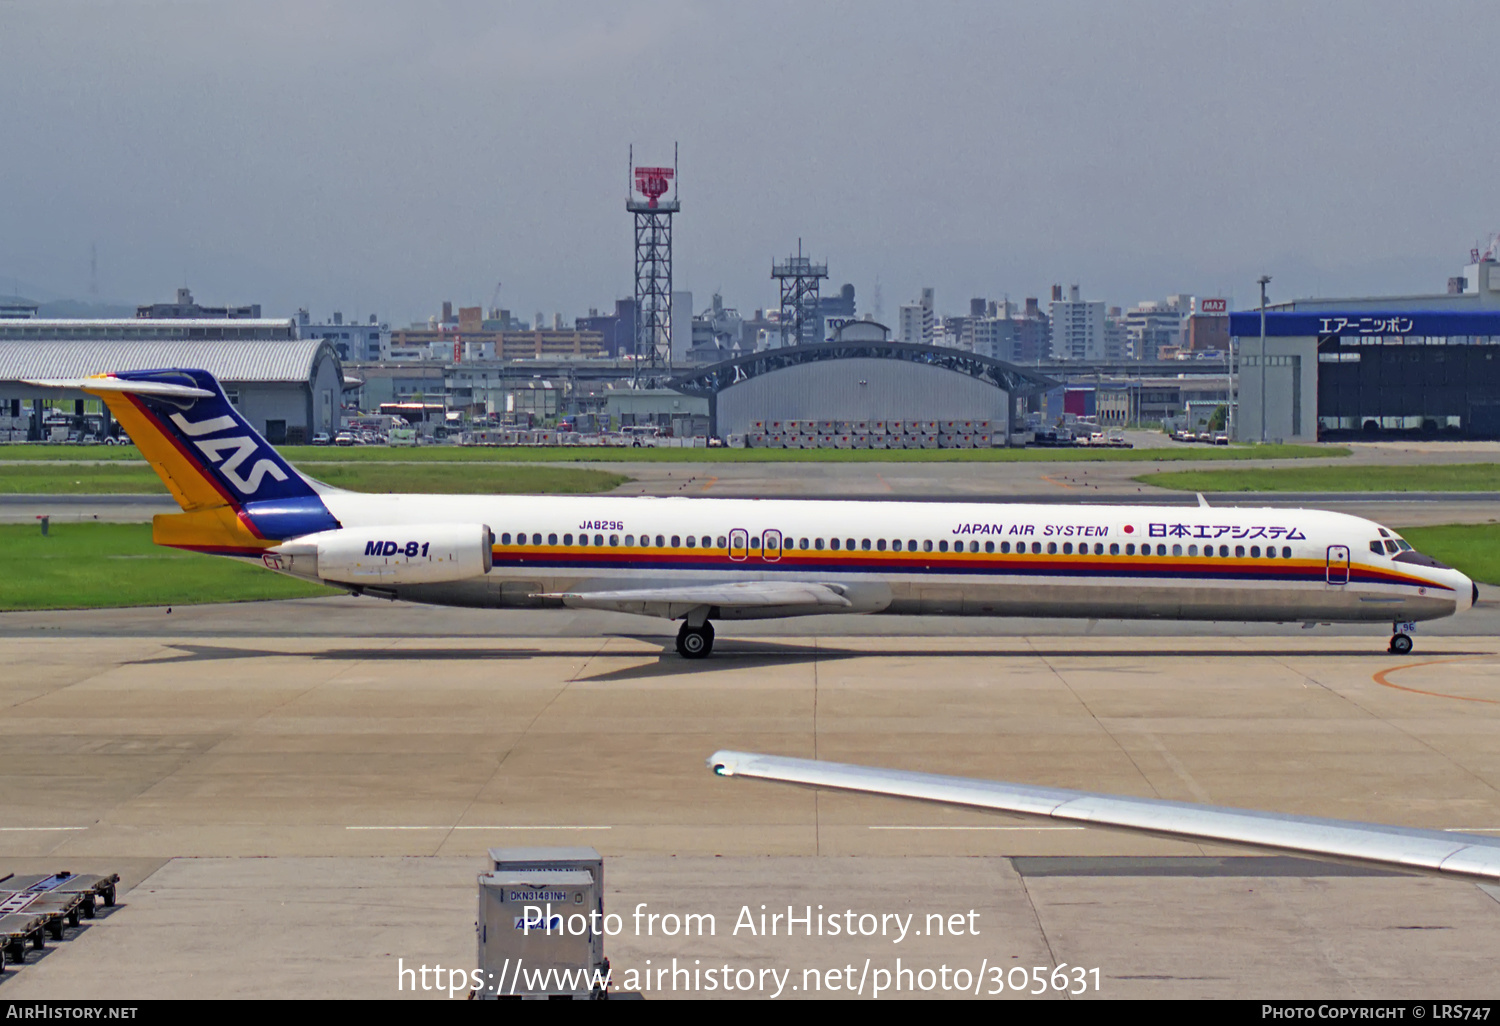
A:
867 825 1085 832
0 827 89 832
346 825 612 831
1445 827 1500 833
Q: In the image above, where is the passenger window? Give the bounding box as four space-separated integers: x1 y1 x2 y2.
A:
1062 542 1073 555
500 532 511 545
545 533 555 545
610 535 619 547
564 533 573 545
1094 543 1104 555
717 536 727 548
815 538 825 550
750 537 760 549
702 536 711 548
923 540 933 552
1126 543 1135 555
532 533 542 545
846 538 855 550
1047 542 1057 554
861 539 871 551
1282 545 1291 558
1218 544 1228 557
578 534 588 547
656 535 666 547
908 540 917 551
686 536 696 548
1234 545 1245 558
830 538 840 550
1110 543 1119 555
1000 541 1011 554
625 535 634 546
985 541 994 553
594 534 604 547
1188 544 1198 556
800 538 809 550
1031 542 1042 554
1157 544 1168 556
670 535 681 547
938 540 948 553
1250 545 1260 557
876 539 887 551
1172 544 1182 556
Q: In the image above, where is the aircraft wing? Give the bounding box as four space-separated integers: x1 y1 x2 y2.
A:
707 750 1500 881
538 581 854 618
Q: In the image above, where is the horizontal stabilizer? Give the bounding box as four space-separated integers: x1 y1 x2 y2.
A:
22 376 214 399
538 581 855 619
708 750 1500 882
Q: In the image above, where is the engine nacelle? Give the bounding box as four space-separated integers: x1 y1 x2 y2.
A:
272 523 493 585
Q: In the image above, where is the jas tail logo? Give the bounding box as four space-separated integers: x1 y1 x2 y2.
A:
168 410 289 496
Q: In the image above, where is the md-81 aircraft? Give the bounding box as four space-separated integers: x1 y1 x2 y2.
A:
31 368 1476 657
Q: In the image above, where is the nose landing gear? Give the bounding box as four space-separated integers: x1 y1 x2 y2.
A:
676 620 715 659
1388 621 1415 655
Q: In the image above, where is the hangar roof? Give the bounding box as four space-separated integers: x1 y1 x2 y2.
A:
0 338 340 384
668 340 1058 398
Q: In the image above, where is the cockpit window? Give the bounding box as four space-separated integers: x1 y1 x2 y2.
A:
1377 528 1390 538
1396 540 1412 551
1384 540 1399 554
1369 541 1384 555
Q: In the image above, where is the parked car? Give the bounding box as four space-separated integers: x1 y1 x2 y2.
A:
334 431 357 446
311 432 331 445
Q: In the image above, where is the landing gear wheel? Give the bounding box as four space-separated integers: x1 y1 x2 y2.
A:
675 621 715 659
1389 633 1413 655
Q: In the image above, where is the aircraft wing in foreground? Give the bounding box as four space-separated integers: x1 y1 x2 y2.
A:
707 750 1500 881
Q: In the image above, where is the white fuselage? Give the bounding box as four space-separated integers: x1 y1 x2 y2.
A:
301 492 1474 625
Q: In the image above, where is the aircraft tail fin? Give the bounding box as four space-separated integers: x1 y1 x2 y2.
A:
24 369 340 543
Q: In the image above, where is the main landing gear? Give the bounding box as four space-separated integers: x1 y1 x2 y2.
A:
1388 621 1415 655
676 620 715 659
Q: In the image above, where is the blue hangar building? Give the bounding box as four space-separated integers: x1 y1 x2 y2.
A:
1231 256 1500 442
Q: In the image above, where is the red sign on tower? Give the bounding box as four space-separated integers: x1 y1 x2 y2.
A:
1201 298 1228 314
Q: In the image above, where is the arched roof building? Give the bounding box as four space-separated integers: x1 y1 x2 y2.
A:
667 339 1057 443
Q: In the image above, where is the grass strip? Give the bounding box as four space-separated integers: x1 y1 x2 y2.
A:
0 522 334 610
1140 463 1500 493
1395 524 1500 586
3 442 1346 464
0 463 629 495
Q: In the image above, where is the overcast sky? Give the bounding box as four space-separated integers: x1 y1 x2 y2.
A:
2 0 1497 325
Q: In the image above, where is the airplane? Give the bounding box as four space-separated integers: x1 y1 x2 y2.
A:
27 368 1477 658
706 749 1500 882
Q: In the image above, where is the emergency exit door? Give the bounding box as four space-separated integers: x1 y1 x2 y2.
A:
761 530 781 562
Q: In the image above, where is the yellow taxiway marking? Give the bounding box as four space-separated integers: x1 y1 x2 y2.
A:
1373 658 1499 705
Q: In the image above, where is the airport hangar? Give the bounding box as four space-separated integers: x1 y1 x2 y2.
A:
666 322 1058 444
0 337 345 443
1231 260 1500 443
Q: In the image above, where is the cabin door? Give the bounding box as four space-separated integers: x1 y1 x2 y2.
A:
1325 545 1350 585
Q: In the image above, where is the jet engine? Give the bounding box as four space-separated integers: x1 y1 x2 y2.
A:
269 523 493 585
